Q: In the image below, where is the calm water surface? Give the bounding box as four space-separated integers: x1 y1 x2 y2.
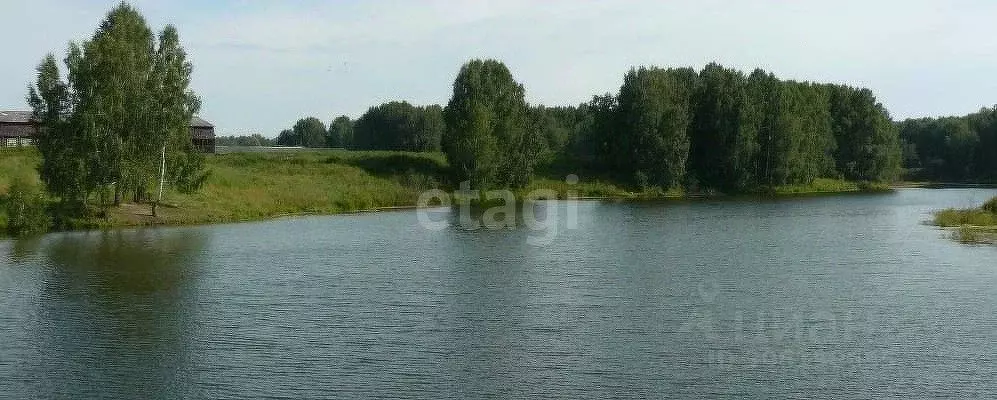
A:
2 189 996 399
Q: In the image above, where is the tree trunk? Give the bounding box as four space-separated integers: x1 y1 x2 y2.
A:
154 144 166 218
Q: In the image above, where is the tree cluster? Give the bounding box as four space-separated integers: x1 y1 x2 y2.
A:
898 107 997 181
442 60 537 188
353 102 443 151
278 103 443 151
566 64 901 191
276 117 327 148
436 60 901 191
274 59 904 192
328 116 353 148
27 3 206 213
216 134 274 147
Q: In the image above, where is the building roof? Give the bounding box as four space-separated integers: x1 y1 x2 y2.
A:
0 110 213 129
0 110 34 124
190 116 214 128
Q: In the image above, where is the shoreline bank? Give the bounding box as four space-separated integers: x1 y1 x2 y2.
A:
932 197 997 244
0 149 931 237
3 185 898 237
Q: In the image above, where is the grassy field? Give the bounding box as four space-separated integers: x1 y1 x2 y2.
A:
1 147 896 233
0 148 449 230
933 197 997 244
770 178 891 195
0 148 42 192
122 150 450 226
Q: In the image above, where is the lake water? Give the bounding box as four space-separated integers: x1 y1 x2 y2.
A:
2 189 996 399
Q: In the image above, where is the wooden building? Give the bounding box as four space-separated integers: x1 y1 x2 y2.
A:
0 111 37 147
0 110 216 153
190 116 216 153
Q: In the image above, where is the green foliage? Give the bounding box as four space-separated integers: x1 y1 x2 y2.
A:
616 66 696 189
525 105 577 171
777 81 836 185
969 108 997 180
0 149 41 195
827 85 901 181
275 129 296 146
551 62 899 193
3 178 51 237
156 150 445 225
274 117 329 148
934 208 997 227
770 178 862 195
353 102 442 151
327 152 447 179
294 117 328 148
292 60 903 196
951 225 997 244
899 106 997 182
569 94 618 172
27 2 206 212
327 115 353 148
216 134 274 147
27 54 84 206
443 59 532 189
520 178 631 199
983 196 997 214
933 196 997 245
690 63 754 190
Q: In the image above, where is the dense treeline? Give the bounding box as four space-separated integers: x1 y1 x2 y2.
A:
276 103 442 151
427 60 901 191
898 107 997 181
279 60 902 192
583 64 899 191
216 134 274 147
26 3 206 220
276 117 327 147
354 102 443 151
328 116 353 148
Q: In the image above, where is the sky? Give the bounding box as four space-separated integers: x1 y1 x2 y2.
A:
2 0 997 136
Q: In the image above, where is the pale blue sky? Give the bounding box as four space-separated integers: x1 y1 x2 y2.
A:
2 0 996 136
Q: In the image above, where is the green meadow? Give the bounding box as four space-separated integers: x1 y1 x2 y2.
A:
934 196 997 244
1 147 895 234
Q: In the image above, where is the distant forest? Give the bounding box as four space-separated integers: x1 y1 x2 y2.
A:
898 109 997 182
265 60 997 190
216 134 274 147
269 61 924 191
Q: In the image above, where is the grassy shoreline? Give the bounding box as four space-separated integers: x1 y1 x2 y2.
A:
2 148 896 235
933 197 997 244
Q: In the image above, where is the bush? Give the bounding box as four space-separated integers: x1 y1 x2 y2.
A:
952 226 997 244
983 196 997 214
935 208 997 227
3 178 51 237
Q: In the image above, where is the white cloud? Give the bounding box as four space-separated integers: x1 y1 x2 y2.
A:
3 0 997 135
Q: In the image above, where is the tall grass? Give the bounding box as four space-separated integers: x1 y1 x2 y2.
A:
146 150 447 226
0 146 910 231
0 148 449 229
520 178 633 199
0 149 45 234
768 178 893 195
0 148 42 193
934 208 997 227
934 195 997 244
